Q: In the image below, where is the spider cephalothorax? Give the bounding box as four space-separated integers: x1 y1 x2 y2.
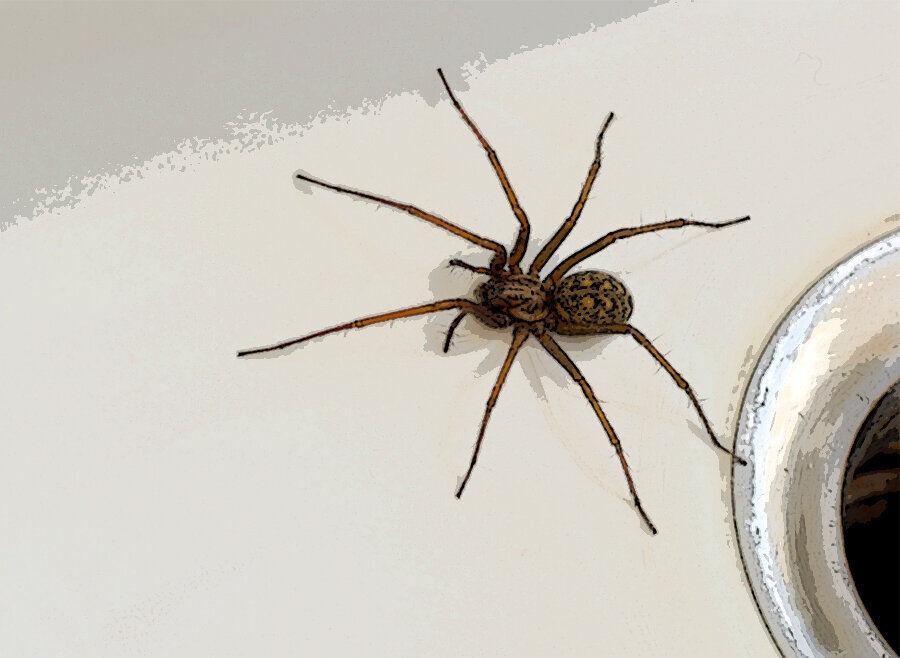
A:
239 68 749 535
474 272 552 327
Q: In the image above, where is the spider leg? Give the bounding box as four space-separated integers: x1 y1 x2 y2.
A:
536 331 658 535
529 112 615 275
456 327 529 498
237 299 478 357
295 172 507 268
448 259 492 275
599 324 746 464
546 215 750 284
443 312 467 353
437 68 530 273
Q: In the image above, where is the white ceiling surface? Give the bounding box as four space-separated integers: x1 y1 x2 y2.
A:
1 2 897 656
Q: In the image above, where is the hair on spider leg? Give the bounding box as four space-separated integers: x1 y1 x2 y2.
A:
240 67 751 535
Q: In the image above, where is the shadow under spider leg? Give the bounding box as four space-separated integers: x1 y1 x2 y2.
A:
536 331 658 535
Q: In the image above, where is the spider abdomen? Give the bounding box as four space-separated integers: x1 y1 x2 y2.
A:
553 270 633 335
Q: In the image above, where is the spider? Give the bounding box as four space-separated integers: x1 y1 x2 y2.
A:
238 68 749 535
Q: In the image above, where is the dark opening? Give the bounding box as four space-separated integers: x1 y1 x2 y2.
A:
842 380 900 653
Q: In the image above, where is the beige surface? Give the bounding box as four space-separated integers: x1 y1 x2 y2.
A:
1 2 897 655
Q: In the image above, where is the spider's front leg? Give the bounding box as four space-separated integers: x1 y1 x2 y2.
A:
237 299 478 356
448 259 493 275
293 171 509 268
437 68 530 272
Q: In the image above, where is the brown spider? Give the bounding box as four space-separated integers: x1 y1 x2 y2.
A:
238 68 749 535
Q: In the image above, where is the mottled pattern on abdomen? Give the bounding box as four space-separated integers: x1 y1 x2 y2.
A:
553 270 633 335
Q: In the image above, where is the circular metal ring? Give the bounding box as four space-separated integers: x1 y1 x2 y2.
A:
733 230 899 658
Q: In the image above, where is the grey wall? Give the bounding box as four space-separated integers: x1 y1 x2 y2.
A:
1 1 657 221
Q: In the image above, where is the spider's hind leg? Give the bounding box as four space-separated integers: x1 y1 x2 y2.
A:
536 331 658 535
599 324 745 464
